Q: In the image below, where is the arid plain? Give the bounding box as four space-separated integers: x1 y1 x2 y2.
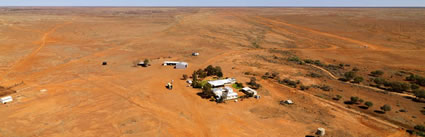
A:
1 7 425 137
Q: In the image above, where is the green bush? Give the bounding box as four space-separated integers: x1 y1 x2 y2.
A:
300 85 310 90
307 72 322 78
344 71 357 81
365 101 373 108
232 82 244 89
313 60 324 67
414 89 425 100
407 74 425 86
353 76 364 83
415 125 425 132
350 96 359 104
380 104 391 113
373 77 386 86
247 77 261 89
320 85 331 91
388 81 410 93
304 59 314 64
411 84 420 90
370 70 384 77
333 95 342 101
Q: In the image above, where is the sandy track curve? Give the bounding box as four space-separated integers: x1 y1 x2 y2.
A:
256 16 391 51
0 17 77 81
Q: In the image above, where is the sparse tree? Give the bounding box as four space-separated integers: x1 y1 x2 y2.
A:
333 95 342 101
411 84 420 90
353 76 364 83
365 101 373 108
300 85 310 90
205 65 215 76
217 71 223 78
370 70 384 77
414 89 425 100
373 77 386 87
271 72 279 79
202 83 214 98
380 104 391 113
182 74 188 80
415 125 425 132
350 96 359 104
344 71 356 81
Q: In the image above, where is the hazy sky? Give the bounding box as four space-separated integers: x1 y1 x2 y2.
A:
1 0 425 7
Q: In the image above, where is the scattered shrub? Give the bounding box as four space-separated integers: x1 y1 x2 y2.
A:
271 72 280 79
350 96 359 104
414 89 425 100
352 67 360 72
365 101 373 108
307 72 322 78
288 56 303 64
407 74 425 86
313 60 324 67
247 77 261 89
411 84 420 90
333 95 342 101
387 81 410 93
353 76 364 83
343 71 357 81
415 125 425 132
319 85 331 91
370 70 384 77
279 78 299 88
373 77 386 86
300 85 310 90
304 59 314 64
182 74 188 80
380 104 391 113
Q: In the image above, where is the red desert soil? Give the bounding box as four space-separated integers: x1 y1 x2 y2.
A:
1 7 424 137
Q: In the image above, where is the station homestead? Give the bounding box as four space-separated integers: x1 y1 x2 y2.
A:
0 7 425 137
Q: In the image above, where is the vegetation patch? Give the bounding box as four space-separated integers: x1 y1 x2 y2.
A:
0 86 16 97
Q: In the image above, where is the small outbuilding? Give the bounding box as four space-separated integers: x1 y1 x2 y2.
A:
163 61 188 69
175 62 188 69
241 87 257 97
192 52 200 56
1 96 13 104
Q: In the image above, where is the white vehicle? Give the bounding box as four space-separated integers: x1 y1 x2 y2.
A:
1 96 13 104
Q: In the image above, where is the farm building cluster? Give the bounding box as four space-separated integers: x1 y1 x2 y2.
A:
206 78 259 101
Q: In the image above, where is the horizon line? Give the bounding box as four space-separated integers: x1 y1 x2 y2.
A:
1 6 425 8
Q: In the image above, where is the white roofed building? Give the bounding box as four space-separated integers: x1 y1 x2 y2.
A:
208 78 236 87
241 87 257 97
212 87 238 100
163 61 188 69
